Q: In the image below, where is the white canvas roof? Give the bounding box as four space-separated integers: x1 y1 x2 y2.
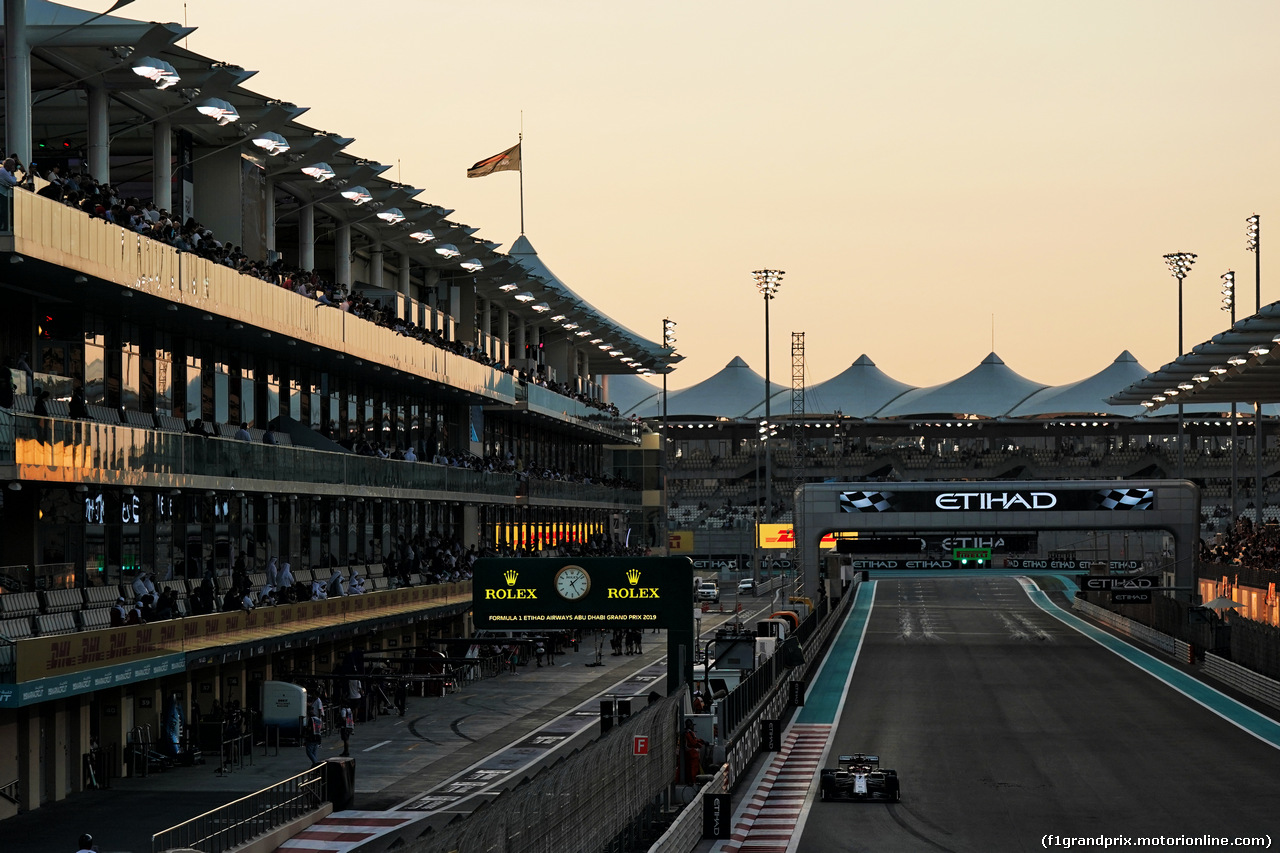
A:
874 353 1046 419
745 354 916 418
1008 351 1152 417
627 356 785 419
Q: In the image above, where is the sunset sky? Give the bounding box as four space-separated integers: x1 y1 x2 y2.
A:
77 0 1280 392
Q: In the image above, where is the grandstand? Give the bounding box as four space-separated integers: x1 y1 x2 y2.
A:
0 1 673 818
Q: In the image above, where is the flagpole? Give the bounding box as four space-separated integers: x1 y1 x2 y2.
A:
519 131 525 235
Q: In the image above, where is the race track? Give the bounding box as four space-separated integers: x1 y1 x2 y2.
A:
796 577 1280 852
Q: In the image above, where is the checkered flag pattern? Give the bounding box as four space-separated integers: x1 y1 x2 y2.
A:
839 490 895 513
1093 488 1154 511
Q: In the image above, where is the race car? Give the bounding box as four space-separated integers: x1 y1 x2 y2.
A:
818 753 901 802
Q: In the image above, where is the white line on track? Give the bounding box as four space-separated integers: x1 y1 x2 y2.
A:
363 740 392 752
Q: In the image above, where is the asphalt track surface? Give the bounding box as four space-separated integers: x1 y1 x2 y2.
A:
796 577 1280 853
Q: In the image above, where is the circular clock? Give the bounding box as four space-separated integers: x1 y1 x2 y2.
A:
554 565 591 601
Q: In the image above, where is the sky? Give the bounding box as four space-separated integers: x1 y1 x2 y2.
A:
68 0 1280 393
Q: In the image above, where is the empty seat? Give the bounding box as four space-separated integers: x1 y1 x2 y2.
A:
80 608 112 631
41 588 84 614
11 394 35 413
44 399 71 418
84 585 124 607
36 612 78 636
154 414 187 433
215 422 239 438
123 410 158 430
85 404 121 424
0 591 41 618
0 616 35 640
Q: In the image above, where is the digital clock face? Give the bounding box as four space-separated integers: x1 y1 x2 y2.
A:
554 565 591 601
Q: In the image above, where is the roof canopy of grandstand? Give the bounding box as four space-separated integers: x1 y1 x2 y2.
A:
626 356 786 419
7 0 673 376
1111 300 1280 410
625 350 1280 422
745 354 917 418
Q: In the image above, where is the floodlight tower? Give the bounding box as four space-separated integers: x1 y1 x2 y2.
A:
752 269 784 524
1163 251 1196 479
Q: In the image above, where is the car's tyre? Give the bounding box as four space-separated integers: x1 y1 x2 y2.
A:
820 785 828 801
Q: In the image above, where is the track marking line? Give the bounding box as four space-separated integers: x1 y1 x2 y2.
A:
1019 577 1280 750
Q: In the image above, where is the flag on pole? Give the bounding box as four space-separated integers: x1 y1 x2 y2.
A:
466 143 521 178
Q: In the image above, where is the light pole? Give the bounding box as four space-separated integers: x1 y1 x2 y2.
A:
752 269 784 524
662 318 676 551
1221 270 1238 519
1247 216 1264 522
1163 252 1197 479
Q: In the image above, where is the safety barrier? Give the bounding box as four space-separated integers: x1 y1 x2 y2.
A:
151 765 325 853
719 579 857 792
650 764 729 853
1203 653 1280 712
1072 597 1193 663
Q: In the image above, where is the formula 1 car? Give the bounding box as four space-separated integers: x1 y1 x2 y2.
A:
818 753 900 802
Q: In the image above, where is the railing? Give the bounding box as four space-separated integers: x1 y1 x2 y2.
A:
522 476 642 506
9 189 518 406
4 411 526 498
151 765 326 853
518 382 639 441
0 777 18 805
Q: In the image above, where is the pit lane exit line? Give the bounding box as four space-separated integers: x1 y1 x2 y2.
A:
1020 577 1280 750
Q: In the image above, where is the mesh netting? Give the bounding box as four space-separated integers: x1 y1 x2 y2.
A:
407 694 681 853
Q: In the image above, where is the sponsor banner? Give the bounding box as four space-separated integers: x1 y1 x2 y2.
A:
757 524 852 550
472 557 693 629
1110 590 1152 604
691 556 797 573
1006 559 1143 573
703 793 732 840
0 653 186 708
845 559 971 570
1082 576 1159 591
669 530 695 553
839 487 1155 514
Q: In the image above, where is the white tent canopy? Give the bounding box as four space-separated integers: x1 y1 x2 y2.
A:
876 352 1046 419
745 354 916 418
1008 351 1152 418
628 356 784 419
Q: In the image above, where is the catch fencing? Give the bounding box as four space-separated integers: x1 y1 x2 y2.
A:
405 694 680 853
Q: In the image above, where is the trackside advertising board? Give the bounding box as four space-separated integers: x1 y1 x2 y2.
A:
472 557 694 629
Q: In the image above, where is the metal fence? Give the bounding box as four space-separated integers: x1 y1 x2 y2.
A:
151 765 325 853
406 695 680 853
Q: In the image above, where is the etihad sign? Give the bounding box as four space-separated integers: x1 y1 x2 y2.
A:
934 491 1057 511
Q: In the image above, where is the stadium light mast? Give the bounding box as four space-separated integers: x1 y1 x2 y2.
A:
1222 271 1239 519
1247 215 1264 520
661 318 676 551
752 269 784 525
1164 252 1197 479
